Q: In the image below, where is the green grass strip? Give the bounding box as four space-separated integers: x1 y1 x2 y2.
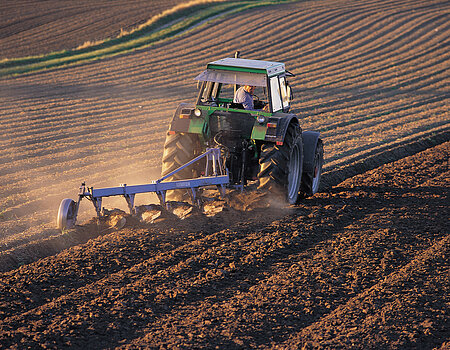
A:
0 0 295 77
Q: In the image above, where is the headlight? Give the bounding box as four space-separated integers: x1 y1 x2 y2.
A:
194 108 202 117
257 115 266 124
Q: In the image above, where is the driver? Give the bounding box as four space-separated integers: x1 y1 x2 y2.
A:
233 85 255 110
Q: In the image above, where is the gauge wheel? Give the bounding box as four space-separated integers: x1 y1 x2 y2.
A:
57 198 77 231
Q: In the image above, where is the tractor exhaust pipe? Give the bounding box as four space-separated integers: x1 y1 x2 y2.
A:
234 50 240 95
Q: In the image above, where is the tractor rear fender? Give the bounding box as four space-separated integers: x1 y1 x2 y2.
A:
302 131 321 173
169 103 205 134
269 113 300 143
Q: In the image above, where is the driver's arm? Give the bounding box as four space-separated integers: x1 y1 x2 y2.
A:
242 96 254 110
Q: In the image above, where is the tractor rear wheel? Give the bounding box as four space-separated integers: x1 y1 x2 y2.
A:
258 123 303 204
300 139 324 197
161 132 202 201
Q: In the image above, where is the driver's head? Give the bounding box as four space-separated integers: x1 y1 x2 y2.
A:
244 85 255 94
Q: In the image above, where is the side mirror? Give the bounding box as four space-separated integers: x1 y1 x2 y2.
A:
287 85 293 101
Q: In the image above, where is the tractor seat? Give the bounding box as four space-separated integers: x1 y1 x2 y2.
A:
229 102 244 109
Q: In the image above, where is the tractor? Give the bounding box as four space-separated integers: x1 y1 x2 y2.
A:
161 56 323 204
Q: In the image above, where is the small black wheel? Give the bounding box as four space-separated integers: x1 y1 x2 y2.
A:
258 122 303 204
300 139 324 197
57 198 77 231
160 132 203 201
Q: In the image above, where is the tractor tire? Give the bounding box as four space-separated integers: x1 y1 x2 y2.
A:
161 132 202 202
300 139 324 197
258 123 303 204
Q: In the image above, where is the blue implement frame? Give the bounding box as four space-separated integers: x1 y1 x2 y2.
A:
75 148 229 221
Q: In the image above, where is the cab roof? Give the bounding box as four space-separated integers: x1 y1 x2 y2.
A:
206 58 285 77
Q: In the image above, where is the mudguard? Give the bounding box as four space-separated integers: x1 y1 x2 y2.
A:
302 131 321 173
267 113 299 143
169 103 205 134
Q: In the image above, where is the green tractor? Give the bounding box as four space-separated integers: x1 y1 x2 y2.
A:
161 56 323 204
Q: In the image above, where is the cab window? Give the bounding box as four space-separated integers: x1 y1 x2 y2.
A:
279 76 289 110
270 76 282 112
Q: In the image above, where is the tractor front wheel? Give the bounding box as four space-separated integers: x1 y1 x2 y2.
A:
300 139 324 197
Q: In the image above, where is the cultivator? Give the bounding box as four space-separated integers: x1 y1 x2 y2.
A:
57 148 229 230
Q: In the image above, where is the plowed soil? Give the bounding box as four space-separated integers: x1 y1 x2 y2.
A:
0 0 187 59
0 142 448 349
0 0 449 348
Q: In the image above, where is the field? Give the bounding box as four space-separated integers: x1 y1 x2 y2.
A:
0 0 449 348
0 0 188 59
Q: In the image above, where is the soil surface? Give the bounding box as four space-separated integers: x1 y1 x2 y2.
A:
0 0 449 348
0 142 448 349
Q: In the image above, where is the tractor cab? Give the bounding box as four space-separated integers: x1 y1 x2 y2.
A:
167 57 296 147
195 57 294 114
